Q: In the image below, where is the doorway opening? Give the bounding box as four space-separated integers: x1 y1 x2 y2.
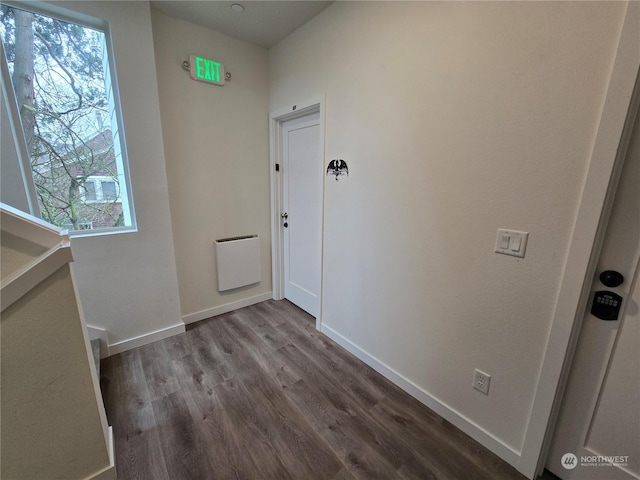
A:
269 97 326 329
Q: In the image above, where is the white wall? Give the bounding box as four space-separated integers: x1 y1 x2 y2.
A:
2 207 114 480
2 265 115 480
269 1 626 465
151 9 272 323
44 1 184 350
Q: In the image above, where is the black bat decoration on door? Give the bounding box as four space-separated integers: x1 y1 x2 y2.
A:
327 159 349 181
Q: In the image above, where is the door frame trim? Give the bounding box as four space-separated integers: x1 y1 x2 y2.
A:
519 3 640 477
269 96 326 328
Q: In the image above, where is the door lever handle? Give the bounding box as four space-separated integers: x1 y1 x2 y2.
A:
281 213 288 219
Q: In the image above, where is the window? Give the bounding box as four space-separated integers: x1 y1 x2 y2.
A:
78 176 120 203
84 181 97 202
64 221 94 231
0 4 135 234
101 181 117 201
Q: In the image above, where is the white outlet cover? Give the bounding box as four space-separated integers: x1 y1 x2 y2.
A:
494 229 529 258
473 369 491 395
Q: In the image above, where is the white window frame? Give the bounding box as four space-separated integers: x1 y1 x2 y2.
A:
0 0 137 238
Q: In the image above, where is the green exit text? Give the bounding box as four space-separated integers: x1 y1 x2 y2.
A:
196 56 221 83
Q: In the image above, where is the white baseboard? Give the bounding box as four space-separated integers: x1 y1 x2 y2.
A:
86 325 110 358
107 425 115 471
104 292 273 356
85 427 116 479
182 292 273 325
85 465 116 480
320 323 521 469
108 323 185 355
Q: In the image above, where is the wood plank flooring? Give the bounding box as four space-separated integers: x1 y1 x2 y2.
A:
100 300 527 480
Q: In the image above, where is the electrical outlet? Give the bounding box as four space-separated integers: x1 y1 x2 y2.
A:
473 369 491 395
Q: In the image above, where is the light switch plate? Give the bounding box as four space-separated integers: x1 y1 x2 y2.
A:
495 229 529 258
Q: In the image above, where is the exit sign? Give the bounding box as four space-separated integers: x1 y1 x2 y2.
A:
189 55 225 86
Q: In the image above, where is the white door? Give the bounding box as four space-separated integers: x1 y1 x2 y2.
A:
546 110 640 479
282 111 322 317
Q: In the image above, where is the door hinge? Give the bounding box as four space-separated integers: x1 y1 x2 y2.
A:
275 163 280 172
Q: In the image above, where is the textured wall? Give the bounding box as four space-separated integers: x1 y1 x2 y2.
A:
46 1 184 347
269 1 626 457
1 264 113 479
151 9 272 321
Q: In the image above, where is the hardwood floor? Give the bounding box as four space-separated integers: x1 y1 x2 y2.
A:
101 300 527 480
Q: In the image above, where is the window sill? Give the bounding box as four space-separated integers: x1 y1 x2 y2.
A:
68 225 138 239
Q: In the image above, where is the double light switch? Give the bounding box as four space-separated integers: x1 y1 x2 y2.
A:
494 229 529 258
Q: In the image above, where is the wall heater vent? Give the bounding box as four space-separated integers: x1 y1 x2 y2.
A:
214 235 260 292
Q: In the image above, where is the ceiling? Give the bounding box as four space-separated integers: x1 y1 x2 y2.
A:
150 1 333 49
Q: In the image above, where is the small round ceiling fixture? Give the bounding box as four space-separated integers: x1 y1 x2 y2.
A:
231 3 244 13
